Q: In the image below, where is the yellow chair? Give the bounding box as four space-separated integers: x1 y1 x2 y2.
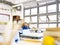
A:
43 36 55 45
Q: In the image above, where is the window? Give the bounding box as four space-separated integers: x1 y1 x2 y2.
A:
58 15 60 22
25 17 30 23
48 24 57 28
58 23 60 27
25 9 30 16
24 1 58 29
48 15 57 22
31 16 37 23
59 3 60 11
39 24 48 28
48 4 56 12
31 8 37 15
39 6 46 14
30 24 37 28
39 16 47 22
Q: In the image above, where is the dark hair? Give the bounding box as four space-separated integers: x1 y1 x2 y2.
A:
13 15 21 23
22 22 30 27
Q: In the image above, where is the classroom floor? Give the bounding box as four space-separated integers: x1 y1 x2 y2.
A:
11 40 42 45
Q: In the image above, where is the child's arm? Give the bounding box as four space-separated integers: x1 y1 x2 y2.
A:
3 19 24 45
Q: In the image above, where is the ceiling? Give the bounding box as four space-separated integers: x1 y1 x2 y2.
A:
0 0 36 6
23 0 55 8
5 0 35 4
5 0 55 4
0 0 15 6
0 0 55 6
0 0 55 11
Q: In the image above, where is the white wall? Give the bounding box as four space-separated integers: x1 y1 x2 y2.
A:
0 3 24 25
12 4 23 19
0 3 23 19
0 3 11 15
0 3 12 27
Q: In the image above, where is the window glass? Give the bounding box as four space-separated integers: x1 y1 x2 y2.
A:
58 23 60 27
48 4 56 12
31 16 37 23
31 8 37 15
48 24 57 28
48 15 57 22
25 17 30 23
39 16 47 22
59 3 60 11
58 15 60 22
25 9 30 16
39 6 46 14
39 24 48 28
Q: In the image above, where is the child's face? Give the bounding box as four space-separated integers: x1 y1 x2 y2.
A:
24 23 29 26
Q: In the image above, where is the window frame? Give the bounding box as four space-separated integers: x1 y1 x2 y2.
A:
24 0 59 29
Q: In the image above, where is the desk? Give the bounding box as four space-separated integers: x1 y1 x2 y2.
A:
19 33 43 39
19 32 43 42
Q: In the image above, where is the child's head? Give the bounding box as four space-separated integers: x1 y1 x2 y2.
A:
23 22 29 27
